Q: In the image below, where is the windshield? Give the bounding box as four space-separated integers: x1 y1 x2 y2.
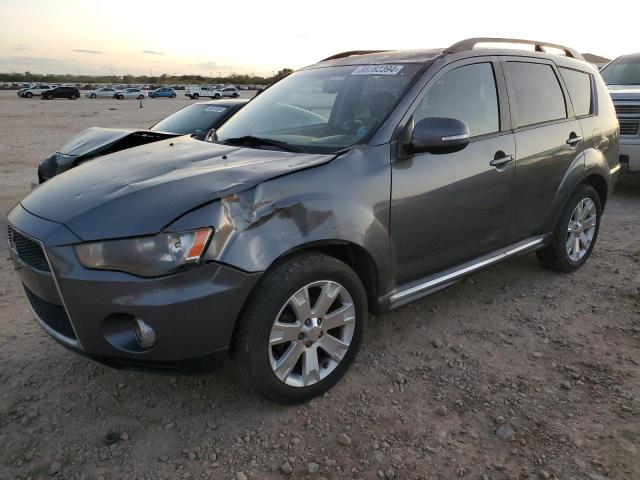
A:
151 103 230 135
216 64 422 153
601 56 640 85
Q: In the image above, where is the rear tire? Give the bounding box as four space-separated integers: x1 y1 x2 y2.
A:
117 94 124 100
25 92 33 98
90 93 96 99
138 95 144 99
214 93 221 99
537 184 601 272
234 252 367 403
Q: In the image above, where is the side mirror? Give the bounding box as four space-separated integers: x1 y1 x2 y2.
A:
405 117 470 155
204 128 218 143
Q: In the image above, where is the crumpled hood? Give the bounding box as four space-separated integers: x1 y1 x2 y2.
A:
58 127 170 156
22 136 334 241
607 85 640 100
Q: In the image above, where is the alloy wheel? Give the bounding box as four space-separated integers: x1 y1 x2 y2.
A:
268 280 356 387
566 197 597 261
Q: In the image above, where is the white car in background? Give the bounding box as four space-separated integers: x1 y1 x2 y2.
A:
20 84 53 98
115 88 147 100
85 87 120 99
185 85 222 100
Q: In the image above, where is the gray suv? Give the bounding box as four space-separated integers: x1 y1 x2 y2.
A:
7 38 620 403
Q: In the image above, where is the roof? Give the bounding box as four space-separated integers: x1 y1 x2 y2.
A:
199 98 249 107
582 53 611 64
312 38 589 69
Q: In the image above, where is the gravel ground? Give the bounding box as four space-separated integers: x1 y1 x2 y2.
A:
0 90 639 480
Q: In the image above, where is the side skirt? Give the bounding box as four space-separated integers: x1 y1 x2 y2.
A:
378 235 550 311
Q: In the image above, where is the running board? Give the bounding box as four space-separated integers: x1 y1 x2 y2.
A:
380 235 548 311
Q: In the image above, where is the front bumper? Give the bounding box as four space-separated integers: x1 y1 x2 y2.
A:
8 204 260 373
619 139 640 173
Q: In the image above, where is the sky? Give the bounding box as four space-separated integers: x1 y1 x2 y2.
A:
0 0 638 77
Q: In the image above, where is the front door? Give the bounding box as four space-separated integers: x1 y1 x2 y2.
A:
391 59 515 284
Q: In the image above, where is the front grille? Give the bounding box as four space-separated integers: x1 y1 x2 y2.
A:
619 120 640 136
7 226 50 271
23 285 76 340
615 104 640 115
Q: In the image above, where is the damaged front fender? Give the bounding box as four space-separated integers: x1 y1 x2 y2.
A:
166 145 395 296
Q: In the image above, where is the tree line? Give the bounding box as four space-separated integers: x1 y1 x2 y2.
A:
0 68 294 85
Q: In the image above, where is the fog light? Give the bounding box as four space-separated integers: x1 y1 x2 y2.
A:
133 318 156 348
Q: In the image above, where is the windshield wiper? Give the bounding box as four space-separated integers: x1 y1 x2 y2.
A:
221 135 303 152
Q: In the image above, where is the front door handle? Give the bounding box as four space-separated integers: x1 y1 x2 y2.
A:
566 134 583 146
490 152 514 169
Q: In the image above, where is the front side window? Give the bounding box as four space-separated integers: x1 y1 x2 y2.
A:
600 56 640 85
560 68 593 117
413 62 500 137
216 64 422 153
507 62 567 127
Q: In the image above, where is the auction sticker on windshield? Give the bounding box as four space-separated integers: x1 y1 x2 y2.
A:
351 65 404 76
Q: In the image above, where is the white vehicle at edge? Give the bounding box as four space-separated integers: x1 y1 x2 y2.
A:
20 84 53 98
185 85 224 100
115 88 147 100
85 87 120 99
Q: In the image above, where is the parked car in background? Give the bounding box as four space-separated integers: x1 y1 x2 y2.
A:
85 87 119 99
37 99 248 182
185 85 222 99
601 53 640 173
220 86 240 98
42 86 81 100
148 87 177 98
115 88 147 100
20 84 53 98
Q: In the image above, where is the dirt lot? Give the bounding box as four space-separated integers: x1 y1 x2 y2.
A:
0 90 639 480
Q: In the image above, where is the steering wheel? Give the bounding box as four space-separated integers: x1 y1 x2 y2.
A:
340 119 365 134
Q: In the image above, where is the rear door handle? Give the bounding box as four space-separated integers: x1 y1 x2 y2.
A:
566 135 583 146
490 153 514 169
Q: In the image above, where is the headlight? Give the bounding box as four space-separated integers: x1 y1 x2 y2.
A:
75 228 212 277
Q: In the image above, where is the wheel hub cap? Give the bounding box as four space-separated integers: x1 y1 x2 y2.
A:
566 197 597 262
268 280 356 388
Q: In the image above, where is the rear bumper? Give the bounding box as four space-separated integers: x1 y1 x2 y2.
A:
619 139 640 173
8 204 260 373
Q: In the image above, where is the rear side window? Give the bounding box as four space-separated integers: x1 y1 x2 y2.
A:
507 62 567 127
414 62 500 137
559 68 593 117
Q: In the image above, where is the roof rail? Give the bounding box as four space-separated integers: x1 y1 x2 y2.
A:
444 37 584 61
320 50 390 62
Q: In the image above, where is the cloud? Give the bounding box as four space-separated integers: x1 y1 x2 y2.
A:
72 49 103 54
197 61 228 70
1 56 72 65
13 44 29 51
141 50 163 55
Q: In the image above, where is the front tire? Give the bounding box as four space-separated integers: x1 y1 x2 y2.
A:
193 93 199 99
170 93 176 98
117 94 124 100
234 252 367 403
90 93 96 99
214 93 221 99
537 184 601 272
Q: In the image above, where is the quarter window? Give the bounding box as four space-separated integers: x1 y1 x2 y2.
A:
414 62 500 138
560 68 593 117
507 62 567 127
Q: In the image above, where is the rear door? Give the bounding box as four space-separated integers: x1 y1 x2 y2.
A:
390 57 516 284
501 57 584 241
